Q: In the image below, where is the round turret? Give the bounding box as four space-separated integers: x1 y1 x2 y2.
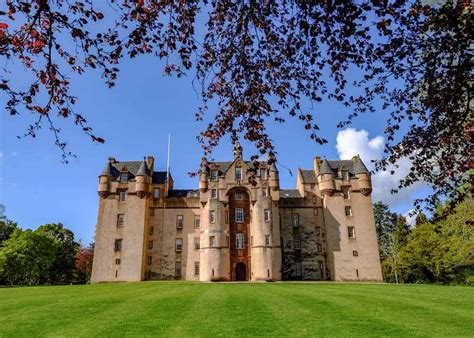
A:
98 162 114 198
269 162 279 191
199 157 209 193
353 156 372 196
318 159 335 196
135 160 150 199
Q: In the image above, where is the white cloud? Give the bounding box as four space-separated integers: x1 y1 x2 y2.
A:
403 209 418 227
335 128 425 209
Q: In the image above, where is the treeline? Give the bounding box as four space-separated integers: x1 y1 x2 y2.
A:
374 198 474 286
0 208 94 286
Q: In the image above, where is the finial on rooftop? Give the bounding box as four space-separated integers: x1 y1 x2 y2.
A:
233 140 243 159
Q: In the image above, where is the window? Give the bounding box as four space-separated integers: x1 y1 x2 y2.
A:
264 209 271 222
210 210 216 223
235 191 243 200
117 214 125 226
194 262 200 276
153 188 161 199
293 237 301 250
262 187 268 197
342 187 350 199
348 226 356 238
194 238 200 250
175 261 182 277
194 216 200 229
295 262 302 276
313 208 318 216
292 214 299 227
148 240 153 249
149 226 154 235
236 233 245 249
260 168 267 180
147 256 152 265
345 206 353 216
114 239 123 252
235 167 242 180
176 215 184 229
342 171 350 181
120 173 128 183
209 236 216 247
317 243 322 252
175 238 183 252
119 190 126 202
318 261 324 269
211 189 217 199
315 227 321 236
353 250 359 257
210 169 218 181
115 258 121 265
149 208 155 216
235 208 244 223
265 234 271 246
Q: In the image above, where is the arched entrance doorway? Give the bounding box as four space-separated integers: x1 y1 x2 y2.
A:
228 188 250 281
235 262 247 281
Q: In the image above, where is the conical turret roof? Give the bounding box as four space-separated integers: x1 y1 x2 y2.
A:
319 159 334 175
269 161 278 173
353 156 369 174
100 162 115 177
136 160 149 176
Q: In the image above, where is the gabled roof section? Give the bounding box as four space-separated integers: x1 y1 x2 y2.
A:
208 160 267 175
152 171 169 184
101 160 170 183
353 157 370 174
300 170 316 184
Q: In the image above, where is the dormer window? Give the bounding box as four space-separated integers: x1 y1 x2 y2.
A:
210 169 218 181
341 170 349 181
120 173 128 183
235 167 242 181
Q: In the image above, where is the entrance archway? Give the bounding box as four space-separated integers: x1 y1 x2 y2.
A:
235 262 247 281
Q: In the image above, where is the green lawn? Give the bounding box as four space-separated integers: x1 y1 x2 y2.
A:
0 282 473 337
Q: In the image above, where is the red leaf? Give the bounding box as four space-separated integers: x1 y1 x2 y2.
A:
0 22 8 30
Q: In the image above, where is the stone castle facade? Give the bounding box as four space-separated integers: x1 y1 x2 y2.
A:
91 144 383 282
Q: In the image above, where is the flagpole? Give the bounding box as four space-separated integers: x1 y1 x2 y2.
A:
166 133 171 196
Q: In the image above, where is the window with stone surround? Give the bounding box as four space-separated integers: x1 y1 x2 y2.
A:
194 238 200 250
175 238 183 252
317 243 322 252
211 189 217 199
117 214 125 227
120 173 128 183
292 214 299 227
235 191 243 200
315 227 321 235
264 209 271 222
345 206 353 216
210 169 218 181
147 256 152 265
176 215 184 229
114 239 122 252
353 250 359 257
235 166 242 181
260 168 267 180
342 187 350 199
118 190 126 202
293 237 301 250
209 236 216 247
153 188 161 199
348 226 356 238
175 261 182 277
295 262 302 276
265 234 271 246
236 233 245 249
194 262 200 276
115 258 121 265
194 216 200 229
149 226 154 235
148 240 153 249
210 210 216 223
235 208 244 223
262 187 268 197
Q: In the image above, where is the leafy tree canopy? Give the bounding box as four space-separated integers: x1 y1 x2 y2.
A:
0 1 471 212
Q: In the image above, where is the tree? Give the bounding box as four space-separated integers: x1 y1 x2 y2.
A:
373 201 398 260
380 216 411 284
37 223 80 284
0 1 470 211
0 205 18 247
75 242 94 284
0 229 56 285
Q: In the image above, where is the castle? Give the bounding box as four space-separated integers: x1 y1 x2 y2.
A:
91 144 383 282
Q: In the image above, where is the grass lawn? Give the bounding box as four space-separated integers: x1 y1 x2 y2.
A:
0 282 473 337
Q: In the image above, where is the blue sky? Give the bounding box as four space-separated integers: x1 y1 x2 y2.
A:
0 3 425 242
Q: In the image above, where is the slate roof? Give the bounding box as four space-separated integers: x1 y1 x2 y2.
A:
208 160 267 175
136 161 149 176
167 189 200 198
280 189 302 198
300 159 369 183
100 160 170 183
